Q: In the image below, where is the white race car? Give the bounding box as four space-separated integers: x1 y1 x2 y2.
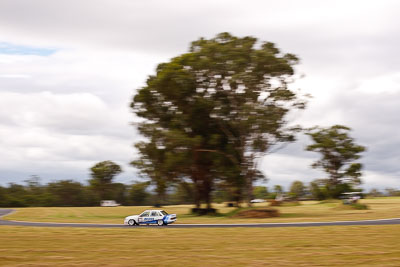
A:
124 209 177 226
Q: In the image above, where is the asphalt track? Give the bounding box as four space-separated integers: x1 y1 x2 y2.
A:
1 209 400 228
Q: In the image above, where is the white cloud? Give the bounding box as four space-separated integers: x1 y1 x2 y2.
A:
0 90 138 184
362 171 400 190
355 72 400 94
0 91 133 136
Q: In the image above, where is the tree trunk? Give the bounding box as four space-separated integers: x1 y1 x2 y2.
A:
234 186 241 208
204 174 212 209
246 169 254 207
193 177 201 209
191 150 201 209
192 148 213 210
246 180 253 207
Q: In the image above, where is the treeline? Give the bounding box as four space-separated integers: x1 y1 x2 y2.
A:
0 160 196 207
259 181 400 200
252 180 358 201
0 176 194 207
1 175 398 208
367 188 400 197
0 176 114 207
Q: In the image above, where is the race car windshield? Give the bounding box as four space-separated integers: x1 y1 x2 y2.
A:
160 211 168 215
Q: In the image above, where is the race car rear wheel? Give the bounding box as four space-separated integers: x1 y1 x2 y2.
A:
157 220 164 226
128 219 135 226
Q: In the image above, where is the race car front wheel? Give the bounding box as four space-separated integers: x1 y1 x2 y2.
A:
157 220 164 226
128 219 136 226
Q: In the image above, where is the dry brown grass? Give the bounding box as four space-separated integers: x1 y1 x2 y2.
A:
1 225 400 266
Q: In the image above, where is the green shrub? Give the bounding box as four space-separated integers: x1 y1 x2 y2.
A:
350 203 369 210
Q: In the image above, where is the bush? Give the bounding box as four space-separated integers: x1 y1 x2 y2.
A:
350 203 369 210
335 203 369 210
4 197 27 207
191 208 217 215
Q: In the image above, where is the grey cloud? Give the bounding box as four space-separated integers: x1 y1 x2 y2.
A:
0 0 399 189
0 0 241 54
0 0 398 58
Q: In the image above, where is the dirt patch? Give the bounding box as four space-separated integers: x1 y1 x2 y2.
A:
233 209 279 218
268 200 282 206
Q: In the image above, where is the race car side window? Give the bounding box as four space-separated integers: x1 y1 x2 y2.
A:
140 211 150 217
150 211 158 216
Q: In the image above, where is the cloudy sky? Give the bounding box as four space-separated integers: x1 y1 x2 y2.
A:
0 0 399 191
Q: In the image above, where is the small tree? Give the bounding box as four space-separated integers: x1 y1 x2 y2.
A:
309 180 326 200
89 161 122 200
274 185 284 194
306 125 365 197
253 186 269 199
289 180 305 200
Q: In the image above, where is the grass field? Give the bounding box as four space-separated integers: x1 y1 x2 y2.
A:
3 197 400 224
2 198 400 266
1 225 400 266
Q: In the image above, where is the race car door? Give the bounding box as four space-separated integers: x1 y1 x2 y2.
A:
138 211 150 224
150 210 162 223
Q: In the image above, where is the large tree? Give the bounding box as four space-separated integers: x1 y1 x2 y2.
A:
132 33 306 208
306 125 365 196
